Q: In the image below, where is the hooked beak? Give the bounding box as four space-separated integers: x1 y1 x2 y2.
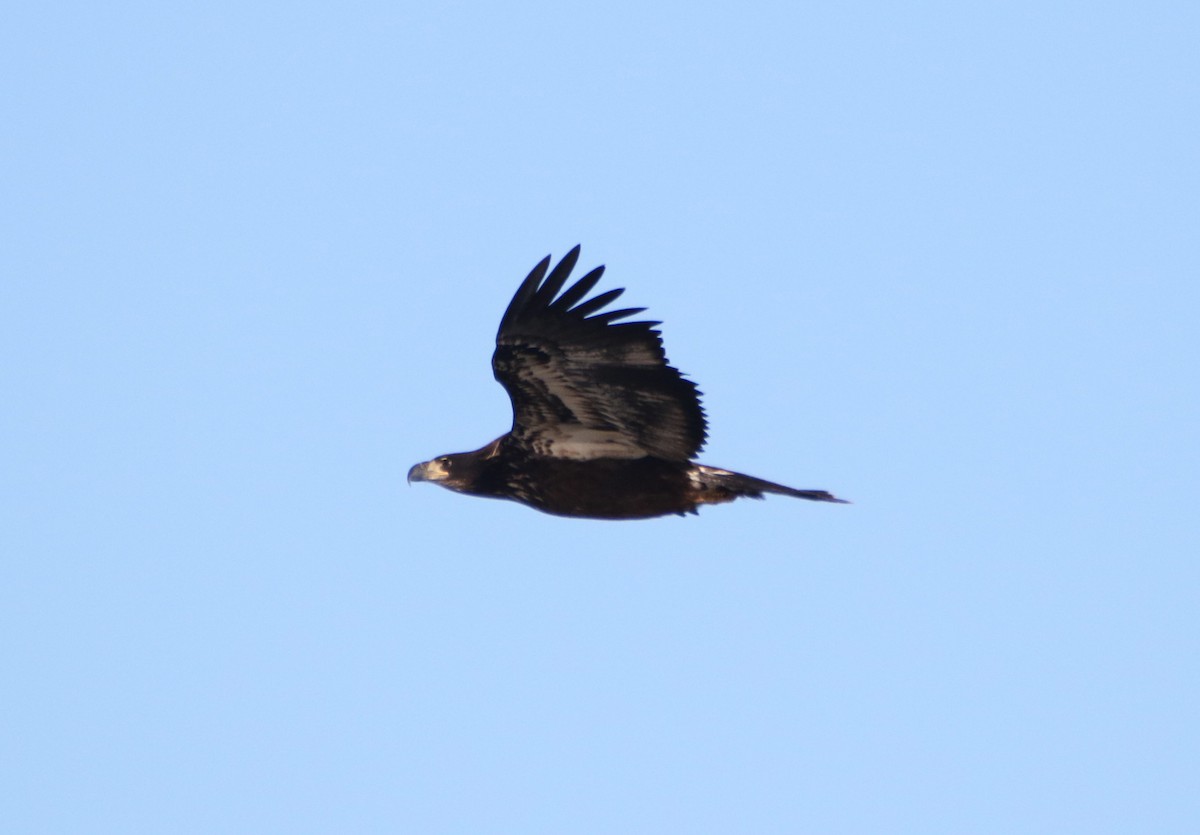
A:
407 459 447 485
407 461 428 484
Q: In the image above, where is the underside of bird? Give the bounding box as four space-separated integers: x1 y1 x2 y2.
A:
555 458 846 519
408 448 845 520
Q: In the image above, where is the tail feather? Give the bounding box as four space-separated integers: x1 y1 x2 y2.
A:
690 465 849 505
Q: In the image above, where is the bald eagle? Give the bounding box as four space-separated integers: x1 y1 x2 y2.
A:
408 246 846 519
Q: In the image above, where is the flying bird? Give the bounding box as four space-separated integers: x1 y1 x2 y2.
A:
408 246 847 519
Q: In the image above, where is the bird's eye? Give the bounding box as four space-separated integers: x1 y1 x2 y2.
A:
437 456 451 467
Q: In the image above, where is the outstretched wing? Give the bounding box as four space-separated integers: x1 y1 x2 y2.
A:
492 246 707 462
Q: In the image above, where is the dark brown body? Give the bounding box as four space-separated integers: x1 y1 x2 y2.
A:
503 457 710 519
408 441 844 519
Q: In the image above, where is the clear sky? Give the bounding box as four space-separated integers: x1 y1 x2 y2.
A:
3 2 1198 832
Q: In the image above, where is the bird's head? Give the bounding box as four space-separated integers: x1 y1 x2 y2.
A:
407 454 463 490
408 440 502 494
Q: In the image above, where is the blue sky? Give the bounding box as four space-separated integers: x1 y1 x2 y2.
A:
3 2 1198 832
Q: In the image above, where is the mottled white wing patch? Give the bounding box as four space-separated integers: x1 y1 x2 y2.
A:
498 334 701 460
526 425 647 459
